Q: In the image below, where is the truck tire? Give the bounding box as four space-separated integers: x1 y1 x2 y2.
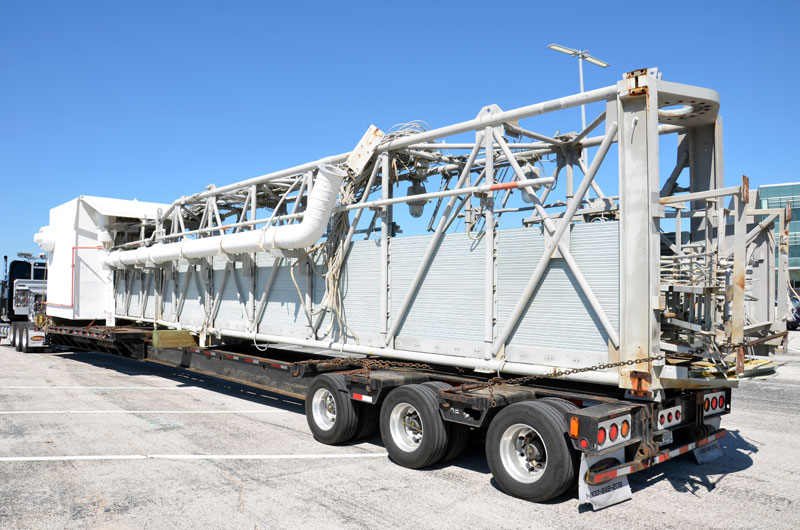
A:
380 384 448 469
15 325 25 352
305 374 359 445
486 401 575 502
20 326 30 353
422 381 470 462
10 323 18 349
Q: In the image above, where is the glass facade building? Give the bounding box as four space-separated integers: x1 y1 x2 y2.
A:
759 183 800 287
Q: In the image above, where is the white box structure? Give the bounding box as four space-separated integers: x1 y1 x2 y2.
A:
34 196 169 323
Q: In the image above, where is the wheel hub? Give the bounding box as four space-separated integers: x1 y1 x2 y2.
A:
311 388 337 431
403 413 423 443
500 423 548 483
389 402 424 452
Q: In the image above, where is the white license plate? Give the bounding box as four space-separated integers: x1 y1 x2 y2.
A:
658 430 673 446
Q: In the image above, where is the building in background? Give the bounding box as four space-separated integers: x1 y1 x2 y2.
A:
758 183 800 287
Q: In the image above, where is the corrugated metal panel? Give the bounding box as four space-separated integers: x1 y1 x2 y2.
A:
178 264 205 327
143 271 155 319
114 272 125 316
314 239 382 345
256 258 308 337
127 272 142 317
498 222 619 366
213 257 249 332
391 233 485 354
161 272 175 321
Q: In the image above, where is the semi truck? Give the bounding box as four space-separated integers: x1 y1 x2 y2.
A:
5 68 789 509
0 253 47 351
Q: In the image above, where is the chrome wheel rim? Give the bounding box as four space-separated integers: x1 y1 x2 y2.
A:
311 388 336 431
499 423 548 483
389 402 423 452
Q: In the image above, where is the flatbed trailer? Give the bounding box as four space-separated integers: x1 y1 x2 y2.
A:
22 68 789 509
12 322 739 509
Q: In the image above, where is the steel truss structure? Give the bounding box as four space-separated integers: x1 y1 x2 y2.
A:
106 68 788 393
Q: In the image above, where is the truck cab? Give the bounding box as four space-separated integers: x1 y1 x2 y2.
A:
0 254 47 351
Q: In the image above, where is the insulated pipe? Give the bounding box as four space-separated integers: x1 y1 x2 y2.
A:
105 164 346 268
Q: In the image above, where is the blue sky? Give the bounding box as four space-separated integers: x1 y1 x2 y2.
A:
1 0 798 262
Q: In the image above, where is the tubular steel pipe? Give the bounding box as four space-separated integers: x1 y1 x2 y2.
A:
492 122 618 356
384 135 484 346
495 131 620 349
379 85 617 152
157 85 617 223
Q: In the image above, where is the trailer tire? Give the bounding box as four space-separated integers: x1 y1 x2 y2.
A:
422 381 470 462
380 384 448 469
539 397 579 432
486 401 575 502
305 374 359 445
353 402 380 440
539 397 581 470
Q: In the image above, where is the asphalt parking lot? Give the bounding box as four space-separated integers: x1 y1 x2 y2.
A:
1 340 799 529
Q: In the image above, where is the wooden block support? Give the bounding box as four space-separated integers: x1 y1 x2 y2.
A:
152 330 197 349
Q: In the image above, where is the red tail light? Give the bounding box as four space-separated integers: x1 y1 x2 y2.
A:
597 427 606 445
719 396 725 408
675 410 681 420
711 397 718 409
609 423 619 441
659 414 665 425
667 412 673 422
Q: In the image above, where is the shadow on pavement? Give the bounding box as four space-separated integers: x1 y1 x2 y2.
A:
629 429 757 496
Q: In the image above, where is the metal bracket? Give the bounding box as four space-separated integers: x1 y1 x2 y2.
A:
628 370 652 398
345 125 385 176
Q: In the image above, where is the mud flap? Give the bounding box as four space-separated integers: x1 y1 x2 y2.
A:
694 416 723 464
578 449 632 510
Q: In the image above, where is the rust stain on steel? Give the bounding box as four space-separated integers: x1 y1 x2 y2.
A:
625 68 649 97
735 347 745 375
625 69 648 79
740 175 750 203
629 370 651 397
734 269 746 290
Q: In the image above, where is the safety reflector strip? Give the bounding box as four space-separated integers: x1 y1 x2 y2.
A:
352 393 373 403
586 429 727 485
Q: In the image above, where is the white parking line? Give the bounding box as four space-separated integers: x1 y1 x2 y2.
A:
0 371 164 375
0 453 388 463
0 410 287 415
0 386 203 390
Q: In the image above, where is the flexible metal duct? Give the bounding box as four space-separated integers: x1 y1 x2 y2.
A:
34 226 57 253
104 164 346 268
